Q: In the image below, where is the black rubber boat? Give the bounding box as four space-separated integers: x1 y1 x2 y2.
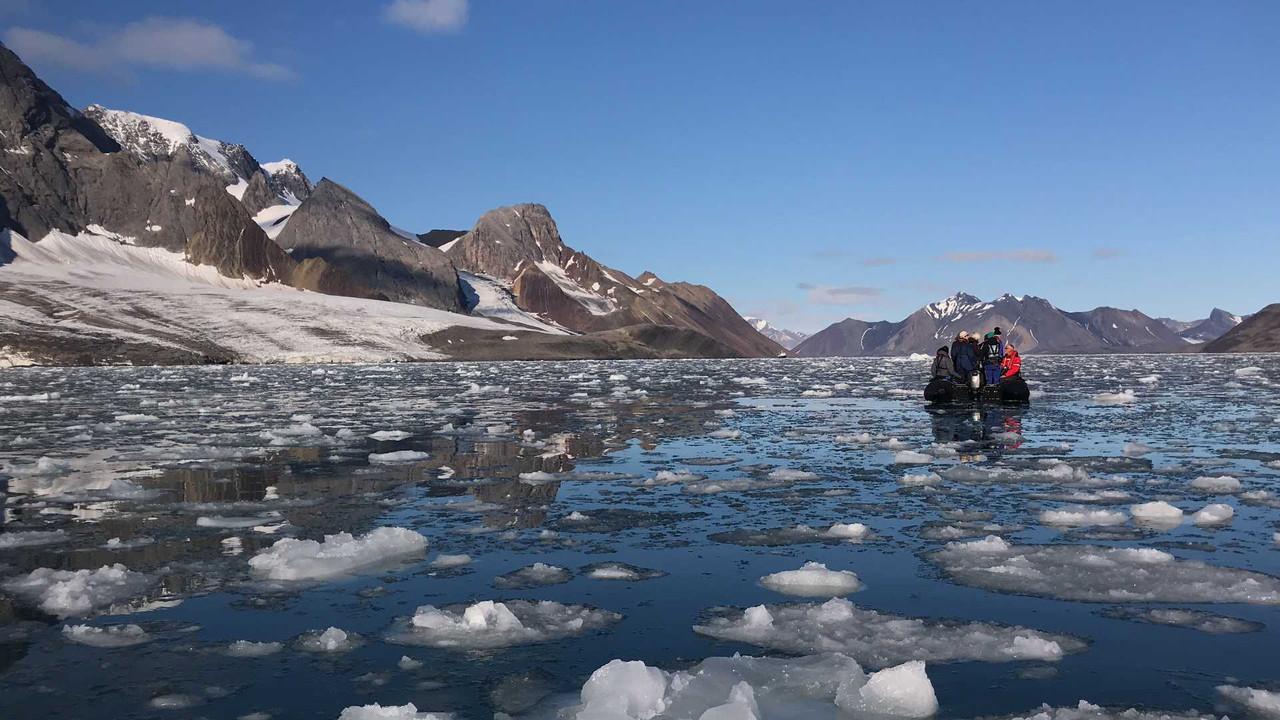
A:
925 375 1030 405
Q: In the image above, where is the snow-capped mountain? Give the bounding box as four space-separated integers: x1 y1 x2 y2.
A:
1203 304 1280 353
83 105 311 215
743 317 809 350
443 204 782 357
1157 309 1244 344
794 292 1192 356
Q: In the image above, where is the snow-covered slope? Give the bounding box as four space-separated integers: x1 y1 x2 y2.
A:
0 229 518 364
458 271 569 334
744 317 809 350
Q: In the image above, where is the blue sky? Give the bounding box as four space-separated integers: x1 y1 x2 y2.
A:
4 1 1277 332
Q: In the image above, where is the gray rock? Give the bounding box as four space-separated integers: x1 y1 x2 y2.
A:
274 178 465 311
1203 304 1280 353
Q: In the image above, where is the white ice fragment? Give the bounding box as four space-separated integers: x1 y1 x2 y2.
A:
1039 508 1127 527
1130 501 1184 526
62 623 151 647
368 450 430 464
1191 503 1234 526
1217 685 1280 717
388 600 620 649
299 626 361 653
1092 389 1137 405
248 527 427 581
430 554 472 569
826 523 870 540
2 564 150 618
336 702 450 719
368 430 413 441
759 562 863 597
225 640 284 657
835 660 938 718
1190 475 1241 494
893 450 934 464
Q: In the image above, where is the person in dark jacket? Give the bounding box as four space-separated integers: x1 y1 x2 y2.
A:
951 331 978 377
980 328 1004 385
931 346 961 381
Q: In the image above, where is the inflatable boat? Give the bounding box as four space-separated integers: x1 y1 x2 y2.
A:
925 374 1030 405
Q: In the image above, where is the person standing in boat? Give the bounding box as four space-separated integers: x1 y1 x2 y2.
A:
931 346 962 381
980 328 1004 385
951 332 978 379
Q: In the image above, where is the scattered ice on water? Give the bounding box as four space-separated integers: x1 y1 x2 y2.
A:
225 640 285 657
2 563 150 618
931 538 1280 604
693 597 1082 667
298 627 362 653
1102 607 1262 634
61 623 151 647
993 700 1218 720
337 703 451 719
1039 508 1127 528
759 561 863 597
894 450 934 465
582 562 666 581
387 600 621 649
0 529 69 549
1216 685 1280 717
368 450 430 464
248 527 427 581
367 430 413 441
430 553 473 569
494 563 572 588
553 652 937 720
1092 389 1137 405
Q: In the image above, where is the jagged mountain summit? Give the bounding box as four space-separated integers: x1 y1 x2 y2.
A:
84 105 312 215
444 204 782 357
793 292 1194 357
1157 309 1244 344
744 317 809 350
1202 304 1280 353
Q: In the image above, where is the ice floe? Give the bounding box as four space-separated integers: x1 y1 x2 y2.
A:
930 538 1280 604
430 553 473 569
248 527 427 581
387 600 621 649
581 562 666 581
493 562 572 588
1191 503 1234 526
1102 607 1262 634
61 623 151 647
0 529 69 549
693 597 1083 667
1190 475 1242 494
550 652 937 720
298 626 362 653
368 450 430 464
1216 685 1280 717
759 562 863 597
224 640 285 657
2 564 150 618
1039 508 1127 527
1129 501 1184 527
337 703 451 719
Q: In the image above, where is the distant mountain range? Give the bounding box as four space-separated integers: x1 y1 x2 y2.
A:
792 293 1244 357
1203 304 1280 353
0 43 779 365
743 318 809 350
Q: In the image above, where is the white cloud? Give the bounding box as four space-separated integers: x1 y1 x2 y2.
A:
797 283 883 306
938 249 1058 264
2 17 293 81
385 0 469 34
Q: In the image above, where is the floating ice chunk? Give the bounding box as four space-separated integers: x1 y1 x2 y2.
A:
336 702 451 719
1216 685 1280 717
894 451 934 464
225 640 284 657
387 600 620 649
1122 442 1154 457
1039 508 1127 527
836 432 875 444
493 563 571 588
766 468 818 481
694 597 1082 667
1103 607 1262 634
899 472 942 487
1191 503 1234 526
1190 475 1241 494
518 471 559 485
368 430 413 441
114 413 158 422
2 564 150 618
430 554 472 569
62 624 151 647
1092 389 1137 405
709 429 742 440
1129 501 1184 526
1234 366 1263 377
368 450 430 464
930 541 1280 604
198 514 279 529
582 562 666 581
298 627 361 653
826 523 870 540
940 462 1087 485
835 660 938 718
948 535 1011 553
638 470 705 487
711 524 864 547
248 527 427 581
995 700 1218 720
563 652 923 720
398 655 423 670
0 529 69 549
759 562 863 597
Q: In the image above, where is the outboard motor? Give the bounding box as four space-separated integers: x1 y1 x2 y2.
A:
969 373 981 391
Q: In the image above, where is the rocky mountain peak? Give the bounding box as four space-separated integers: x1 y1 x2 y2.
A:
83 105 259 187
0 44 118 157
924 292 988 321
261 158 312 205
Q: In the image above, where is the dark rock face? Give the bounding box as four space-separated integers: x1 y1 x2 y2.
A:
445 204 781 357
1203 304 1280 353
1162 308 1244 344
0 43 297 283
239 171 280 217
262 160 312 205
274 179 465 311
417 229 466 248
795 292 1192 357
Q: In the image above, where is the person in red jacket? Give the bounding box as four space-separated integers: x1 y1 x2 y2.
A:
1000 345 1022 381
